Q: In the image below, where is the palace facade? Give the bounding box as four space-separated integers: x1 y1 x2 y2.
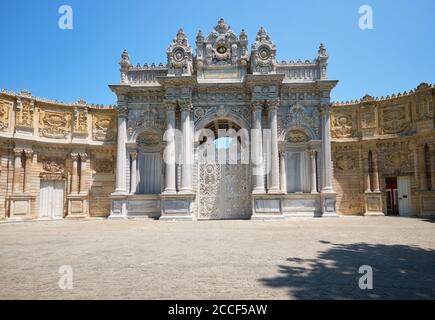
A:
0 19 434 221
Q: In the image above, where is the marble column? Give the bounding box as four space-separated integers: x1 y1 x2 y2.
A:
372 151 380 192
130 151 137 194
79 153 87 194
13 148 23 193
163 103 176 194
23 150 33 193
70 153 79 194
267 100 280 193
252 102 265 193
180 102 193 193
321 104 333 192
279 151 287 193
310 149 318 193
115 106 128 193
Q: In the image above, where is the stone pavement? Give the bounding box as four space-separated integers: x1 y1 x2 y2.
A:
0 217 434 299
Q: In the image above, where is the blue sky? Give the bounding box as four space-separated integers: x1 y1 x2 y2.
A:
0 0 434 105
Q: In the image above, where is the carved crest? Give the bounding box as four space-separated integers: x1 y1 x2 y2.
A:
332 113 353 138
381 105 409 134
92 114 115 141
39 110 71 138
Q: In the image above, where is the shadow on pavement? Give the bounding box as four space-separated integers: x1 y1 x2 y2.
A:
260 241 435 299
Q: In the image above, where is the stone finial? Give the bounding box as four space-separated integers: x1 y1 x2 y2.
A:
239 29 248 41
119 49 130 68
175 28 188 46
318 43 327 57
214 18 230 34
256 27 269 42
196 30 204 42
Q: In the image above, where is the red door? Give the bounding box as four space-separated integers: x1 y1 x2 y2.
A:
385 177 399 216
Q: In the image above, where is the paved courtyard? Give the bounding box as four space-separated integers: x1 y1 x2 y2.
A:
0 217 434 300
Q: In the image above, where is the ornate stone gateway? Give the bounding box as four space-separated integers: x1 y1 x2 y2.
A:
198 163 251 220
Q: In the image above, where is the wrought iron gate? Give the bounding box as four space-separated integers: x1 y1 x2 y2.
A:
198 163 251 220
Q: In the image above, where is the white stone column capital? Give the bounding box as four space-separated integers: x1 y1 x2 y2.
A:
251 101 264 113
179 100 193 111
130 150 138 159
13 148 23 157
266 99 280 111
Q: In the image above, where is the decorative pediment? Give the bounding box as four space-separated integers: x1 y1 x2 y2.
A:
196 18 248 69
277 104 320 140
167 29 193 76
250 27 277 74
128 107 164 140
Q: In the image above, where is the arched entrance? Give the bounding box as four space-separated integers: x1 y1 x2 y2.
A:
196 119 251 220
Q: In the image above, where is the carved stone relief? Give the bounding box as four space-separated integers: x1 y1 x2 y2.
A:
286 129 310 143
39 110 71 138
381 105 409 134
0 100 10 131
74 108 88 133
137 131 161 150
335 154 357 171
416 93 433 121
381 142 411 170
361 110 376 129
16 100 34 128
127 107 164 139
331 112 353 138
278 104 320 139
92 114 115 141
41 158 65 173
94 159 113 173
193 105 250 128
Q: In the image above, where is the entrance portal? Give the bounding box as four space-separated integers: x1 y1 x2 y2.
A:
197 119 251 220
